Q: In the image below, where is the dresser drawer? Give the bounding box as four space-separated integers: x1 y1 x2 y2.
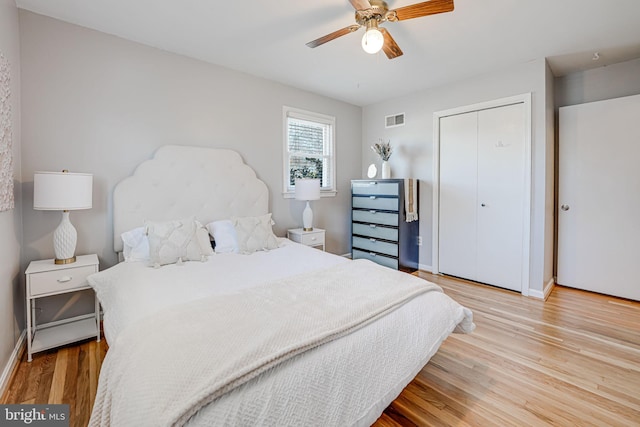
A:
352 223 399 241
352 196 399 211
353 236 399 257
352 181 399 196
352 210 399 227
29 265 96 296
353 249 399 270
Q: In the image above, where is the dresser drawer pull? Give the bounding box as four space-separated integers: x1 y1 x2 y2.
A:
57 276 72 283
310 237 317 241
369 210 377 214
369 224 377 228
369 252 377 257
370 182 378 185
370 238 377 242
369 196 377 199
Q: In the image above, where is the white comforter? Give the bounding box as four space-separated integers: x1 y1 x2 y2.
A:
89 241 474 426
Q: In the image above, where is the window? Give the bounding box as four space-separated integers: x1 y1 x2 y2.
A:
283 106 336 197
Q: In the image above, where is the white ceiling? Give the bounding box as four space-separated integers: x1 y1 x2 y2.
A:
15 0 640 106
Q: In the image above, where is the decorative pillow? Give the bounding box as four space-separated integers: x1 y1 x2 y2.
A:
145 217 211 267
195 220 214 256
121 226 150 262
206 220 239 254
232 213 280 254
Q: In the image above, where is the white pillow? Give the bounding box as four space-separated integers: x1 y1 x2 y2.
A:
121 226 150 262
145 217 212 266
195 220 215 256
232 213 280 254
206 220 239 254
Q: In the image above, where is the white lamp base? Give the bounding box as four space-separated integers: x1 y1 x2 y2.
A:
53 211 78 264
302 201 314 231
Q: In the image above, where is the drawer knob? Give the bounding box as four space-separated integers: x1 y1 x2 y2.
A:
369 224 377 228
369 196 376 199
310 237 317 241
57 276 72 283
370 238 377 242
369 252 377 256
369 210 377 214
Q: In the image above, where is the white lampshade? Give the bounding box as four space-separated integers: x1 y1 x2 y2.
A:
34 171 93 210
33 171 93 264
294 178 320 201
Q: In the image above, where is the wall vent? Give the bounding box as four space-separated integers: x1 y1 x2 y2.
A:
385 113 405 128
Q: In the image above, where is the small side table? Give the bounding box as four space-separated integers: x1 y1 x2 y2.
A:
287 228 325 251
25 254 100 362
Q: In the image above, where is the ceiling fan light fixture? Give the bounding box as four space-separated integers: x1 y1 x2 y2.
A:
361 20 384 54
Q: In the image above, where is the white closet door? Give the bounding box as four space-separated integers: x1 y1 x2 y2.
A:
438 102 525 292
438 111 478 281
476 104 525 291
558 94 640 301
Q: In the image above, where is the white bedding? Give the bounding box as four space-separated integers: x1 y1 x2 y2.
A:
89 240 474 426
92 239 347 344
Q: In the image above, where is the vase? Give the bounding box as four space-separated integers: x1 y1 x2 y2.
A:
381 161 391 179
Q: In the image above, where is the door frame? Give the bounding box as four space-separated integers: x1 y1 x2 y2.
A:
432 93 532 295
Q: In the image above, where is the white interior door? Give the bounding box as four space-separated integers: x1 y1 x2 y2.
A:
558 94 640 301
438 111 478 281
476 104 525 291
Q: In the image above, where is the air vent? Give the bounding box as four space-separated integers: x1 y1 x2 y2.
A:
385 113 405 128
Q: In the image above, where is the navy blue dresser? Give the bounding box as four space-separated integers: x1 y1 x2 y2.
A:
351 179 419 271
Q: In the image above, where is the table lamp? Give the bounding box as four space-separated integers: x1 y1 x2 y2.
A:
295 178 321 231
33 170 93 264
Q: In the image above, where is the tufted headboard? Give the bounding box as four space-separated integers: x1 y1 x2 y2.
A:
113 145 269 253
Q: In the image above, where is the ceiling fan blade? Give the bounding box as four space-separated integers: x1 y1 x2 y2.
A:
349 0 372 11
392 0 454 21
306 25 361 48
380 28 403 59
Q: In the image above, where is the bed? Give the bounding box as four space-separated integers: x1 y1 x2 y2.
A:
88 145 474 426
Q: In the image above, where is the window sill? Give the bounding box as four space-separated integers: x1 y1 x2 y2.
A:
283 190 337 199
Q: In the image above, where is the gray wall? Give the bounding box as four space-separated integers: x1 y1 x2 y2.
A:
555 58 640 108
0 0 23 389
362 58 554 295
19 11 362 322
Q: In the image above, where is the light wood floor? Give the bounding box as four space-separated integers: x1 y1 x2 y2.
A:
2 273 639 426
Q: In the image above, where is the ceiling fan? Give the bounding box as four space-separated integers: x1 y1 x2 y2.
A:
306 0 454 59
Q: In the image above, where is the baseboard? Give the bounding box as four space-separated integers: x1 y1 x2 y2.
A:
528 278 556 300
418 264 433 273
0 330 25 400
543 277 556 300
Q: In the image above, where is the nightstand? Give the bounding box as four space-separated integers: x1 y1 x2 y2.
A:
25 254 100 362
287 228 325 251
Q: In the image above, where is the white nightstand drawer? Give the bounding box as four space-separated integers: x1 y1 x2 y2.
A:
29 265 95 296
287 228 326 251
300 232 325 246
